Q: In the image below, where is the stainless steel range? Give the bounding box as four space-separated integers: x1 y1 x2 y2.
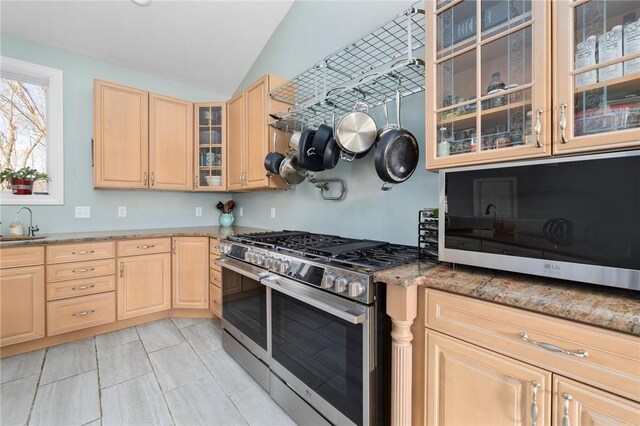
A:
215 231 419 426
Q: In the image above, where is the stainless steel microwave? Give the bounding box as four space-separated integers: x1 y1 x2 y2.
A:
439 150 640 291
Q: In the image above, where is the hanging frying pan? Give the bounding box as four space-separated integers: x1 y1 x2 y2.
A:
297 130 325 171
374 89 419 191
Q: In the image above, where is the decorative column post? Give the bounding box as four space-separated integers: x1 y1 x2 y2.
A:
386 285 418 426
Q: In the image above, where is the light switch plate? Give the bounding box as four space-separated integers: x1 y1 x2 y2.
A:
270 207 276 219
195 207 202 217
118 206 127 217
239 207 244 217
75 206 91 218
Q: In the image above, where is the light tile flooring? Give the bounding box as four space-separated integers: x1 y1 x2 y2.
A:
0 318 297 426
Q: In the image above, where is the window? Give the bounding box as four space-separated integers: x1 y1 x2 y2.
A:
0 57 63 205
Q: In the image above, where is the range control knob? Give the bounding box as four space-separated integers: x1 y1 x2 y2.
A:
321 274 336 289
264 257 272 269
280 260 291 274
244 250 252 262
334 277 348 293
256 254 265 266
348 281 366 297
272 258 282 271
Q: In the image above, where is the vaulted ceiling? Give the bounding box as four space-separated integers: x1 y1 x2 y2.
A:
0 0 294 96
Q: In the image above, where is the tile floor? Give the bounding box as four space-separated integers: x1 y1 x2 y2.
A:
0 318 297 426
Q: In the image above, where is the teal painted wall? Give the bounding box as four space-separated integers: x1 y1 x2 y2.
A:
233 1 439 245
0 34 232 235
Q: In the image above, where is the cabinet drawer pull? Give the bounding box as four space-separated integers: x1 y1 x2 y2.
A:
72 267 95 273
72 309 95 317
144 171 148 186
151 172 155 186
72 250 95 255
562 392 573 426
534 109 542 148
120 262 124 278
136 244 155 249
71 285 96 291
520 332 588 358
530 381 540 426
559 103 568 144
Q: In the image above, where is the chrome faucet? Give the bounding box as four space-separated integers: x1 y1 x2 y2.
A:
485 203 498 223
17 207 39 237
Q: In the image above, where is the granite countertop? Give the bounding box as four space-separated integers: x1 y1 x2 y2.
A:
374 262 640 336
0 226 269 247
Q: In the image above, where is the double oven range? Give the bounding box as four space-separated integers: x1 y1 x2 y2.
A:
215 231 419 426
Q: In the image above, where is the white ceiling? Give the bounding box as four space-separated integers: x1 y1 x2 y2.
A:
0 0 294 97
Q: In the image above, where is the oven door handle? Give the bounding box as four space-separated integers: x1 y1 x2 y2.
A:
262 275 367 324
215 257 269 281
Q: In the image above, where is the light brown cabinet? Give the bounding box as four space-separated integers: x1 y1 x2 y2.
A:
226 74 289 191
47 292 116 336
418 289 640 426
553 0 640 155
117 252 171 319
172 237 209 309
553 376 640 426
194 103 226 191
425 0 640 170
427 330 551 426
0 265 45 347
149 93 193 191
94 80 194 191
94 80 149 188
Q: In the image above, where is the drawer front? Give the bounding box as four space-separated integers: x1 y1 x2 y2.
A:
47 292 116 336
46 241 115 264
46 259 115 282
47 275 116 301
0 246 44 269
426 289 640 402
210 284 221 318
210 268 222 288
210 255 221 271
117 238 171 257
210 238 220 255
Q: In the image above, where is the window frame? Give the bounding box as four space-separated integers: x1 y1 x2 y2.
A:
0 56 64 205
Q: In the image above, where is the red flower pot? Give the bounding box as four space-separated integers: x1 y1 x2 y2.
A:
11 179 34 195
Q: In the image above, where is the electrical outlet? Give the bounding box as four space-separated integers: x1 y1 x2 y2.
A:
239 207 244 217
270 207 276 219
195 207 202 217
75 206 91 219
118 206 127 217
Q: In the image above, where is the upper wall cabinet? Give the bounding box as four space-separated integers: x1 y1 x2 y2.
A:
553 0 640 155
194 103 226 191
94 80 149 188
227 74 289 191
426 0 551 170
149 93 193 191
94 81 194 190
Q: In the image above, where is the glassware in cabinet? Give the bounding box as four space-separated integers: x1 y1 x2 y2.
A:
194 104 225 191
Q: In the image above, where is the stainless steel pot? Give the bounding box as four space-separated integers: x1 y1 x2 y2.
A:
334 101 377 161
279 155 307 185
289 131 302 153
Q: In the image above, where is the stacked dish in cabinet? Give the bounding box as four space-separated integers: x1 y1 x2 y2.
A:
419 208 439 262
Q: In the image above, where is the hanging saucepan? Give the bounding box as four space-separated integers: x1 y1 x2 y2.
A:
289 131 302 153
374 88 419 191
279 155 307 186
297 130 325 172
264 152 285 175
312 123 333 158
323 137 341 169
334 100 377 162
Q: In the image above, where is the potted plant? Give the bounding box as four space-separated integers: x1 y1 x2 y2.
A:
0 167 51 195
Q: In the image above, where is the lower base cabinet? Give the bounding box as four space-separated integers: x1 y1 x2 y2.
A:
117 253 171 319
553 376 640 426
427 330 551 426
172 237 209 309
0 266 45 347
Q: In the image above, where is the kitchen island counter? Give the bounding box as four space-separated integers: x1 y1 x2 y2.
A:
374 262 640 336
0 226 269 247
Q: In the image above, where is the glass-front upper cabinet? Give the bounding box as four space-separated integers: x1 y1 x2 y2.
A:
194 103 225 191
554 0 640 154
426 0 551 169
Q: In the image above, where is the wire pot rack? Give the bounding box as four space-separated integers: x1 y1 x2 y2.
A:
269 4 426 132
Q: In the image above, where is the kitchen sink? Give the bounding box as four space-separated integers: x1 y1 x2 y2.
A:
0 235 47 242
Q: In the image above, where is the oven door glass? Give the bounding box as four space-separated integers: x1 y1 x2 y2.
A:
271 290 364 425
222 268 267 351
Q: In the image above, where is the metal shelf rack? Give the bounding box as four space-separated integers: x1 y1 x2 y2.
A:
269 4 426 132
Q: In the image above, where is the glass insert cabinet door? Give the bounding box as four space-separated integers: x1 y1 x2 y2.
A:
554 0 640 153
194 103 225 191
426 0 551 169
